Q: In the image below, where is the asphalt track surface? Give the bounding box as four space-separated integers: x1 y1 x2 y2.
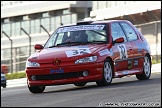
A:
1 73 161 107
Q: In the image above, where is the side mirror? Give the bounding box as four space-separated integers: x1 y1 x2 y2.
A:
113 37 124 45
34 44 44 50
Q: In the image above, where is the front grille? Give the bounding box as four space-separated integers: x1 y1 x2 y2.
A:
34 72 83 80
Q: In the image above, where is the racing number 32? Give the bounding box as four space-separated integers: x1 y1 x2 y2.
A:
66 48 91 57
72 49 89 55
117 44 128 59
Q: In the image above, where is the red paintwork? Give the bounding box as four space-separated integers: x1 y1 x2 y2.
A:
25 20 151 87
115 37 124 43
26 62 104 86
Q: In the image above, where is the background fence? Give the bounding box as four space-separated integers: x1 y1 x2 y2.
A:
1 21 161 73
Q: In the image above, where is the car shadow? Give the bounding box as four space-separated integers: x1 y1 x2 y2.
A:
42 76 161 94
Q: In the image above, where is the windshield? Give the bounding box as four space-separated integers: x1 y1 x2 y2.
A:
44 24 108 48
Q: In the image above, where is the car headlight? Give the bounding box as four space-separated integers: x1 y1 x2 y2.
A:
26 61 40 67
75 56 97 64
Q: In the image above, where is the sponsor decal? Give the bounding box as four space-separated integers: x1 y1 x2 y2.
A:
128 60 133 69
99 49 114 56
65 48 91 57
117 44 128 59
134 59 138 66
109 49 114 56
50 68 64 74
122 71 128 75
115 73 118 77
57 25 105 33
99 49 109 56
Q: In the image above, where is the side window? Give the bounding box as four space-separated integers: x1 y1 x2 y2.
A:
111 23 127 42
120 22 138 41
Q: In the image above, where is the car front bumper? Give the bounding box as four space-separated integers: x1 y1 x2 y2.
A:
1 79 6 86
26 62 104 86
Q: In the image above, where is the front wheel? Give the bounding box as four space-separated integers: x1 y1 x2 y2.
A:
28 85 45 93
136 55 151 80
96 59 113 86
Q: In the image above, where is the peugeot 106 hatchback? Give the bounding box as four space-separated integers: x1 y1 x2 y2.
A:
25 20 152 93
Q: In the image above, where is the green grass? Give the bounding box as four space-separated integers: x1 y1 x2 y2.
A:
152 55 161 64
5 72 26 80
152 59 161 64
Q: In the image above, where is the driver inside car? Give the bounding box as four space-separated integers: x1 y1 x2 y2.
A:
62 31 88 43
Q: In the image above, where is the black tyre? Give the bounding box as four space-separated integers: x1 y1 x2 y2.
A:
74 82 87 86
136 55 151 80
28 85 45 93
96 59 113 86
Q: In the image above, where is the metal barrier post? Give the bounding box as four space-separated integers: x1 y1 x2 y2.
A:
2 31 13 73
21 28 31 56
40 25 50 38
155 22 158 62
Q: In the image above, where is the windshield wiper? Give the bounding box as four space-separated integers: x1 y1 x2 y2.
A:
89 40 107 44
57 41 85 46
49 41 106 48
90 30 106 37
48 45 57 48
48 42 82 48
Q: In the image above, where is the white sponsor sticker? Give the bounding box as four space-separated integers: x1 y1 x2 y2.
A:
99 49 110 56
65 48 91 57
115 73 118 77
123 71 128 75
98 49 114 56
109 49 114 56
57 25 105 33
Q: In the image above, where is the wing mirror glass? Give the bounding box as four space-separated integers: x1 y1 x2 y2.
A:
112 37 124 45
34 44 44 50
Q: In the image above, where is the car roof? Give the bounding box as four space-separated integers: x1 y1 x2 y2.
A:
92 20 129 23
60 20 130 27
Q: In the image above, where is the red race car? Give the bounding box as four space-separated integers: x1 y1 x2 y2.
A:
25 20 152 93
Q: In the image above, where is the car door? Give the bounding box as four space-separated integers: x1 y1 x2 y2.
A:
110 22 134 72
119 22 141 70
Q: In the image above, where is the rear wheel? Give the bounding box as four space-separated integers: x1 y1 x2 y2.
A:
136 55 151 80
74 82 87 87
96 59 113 86
28 85 45 93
